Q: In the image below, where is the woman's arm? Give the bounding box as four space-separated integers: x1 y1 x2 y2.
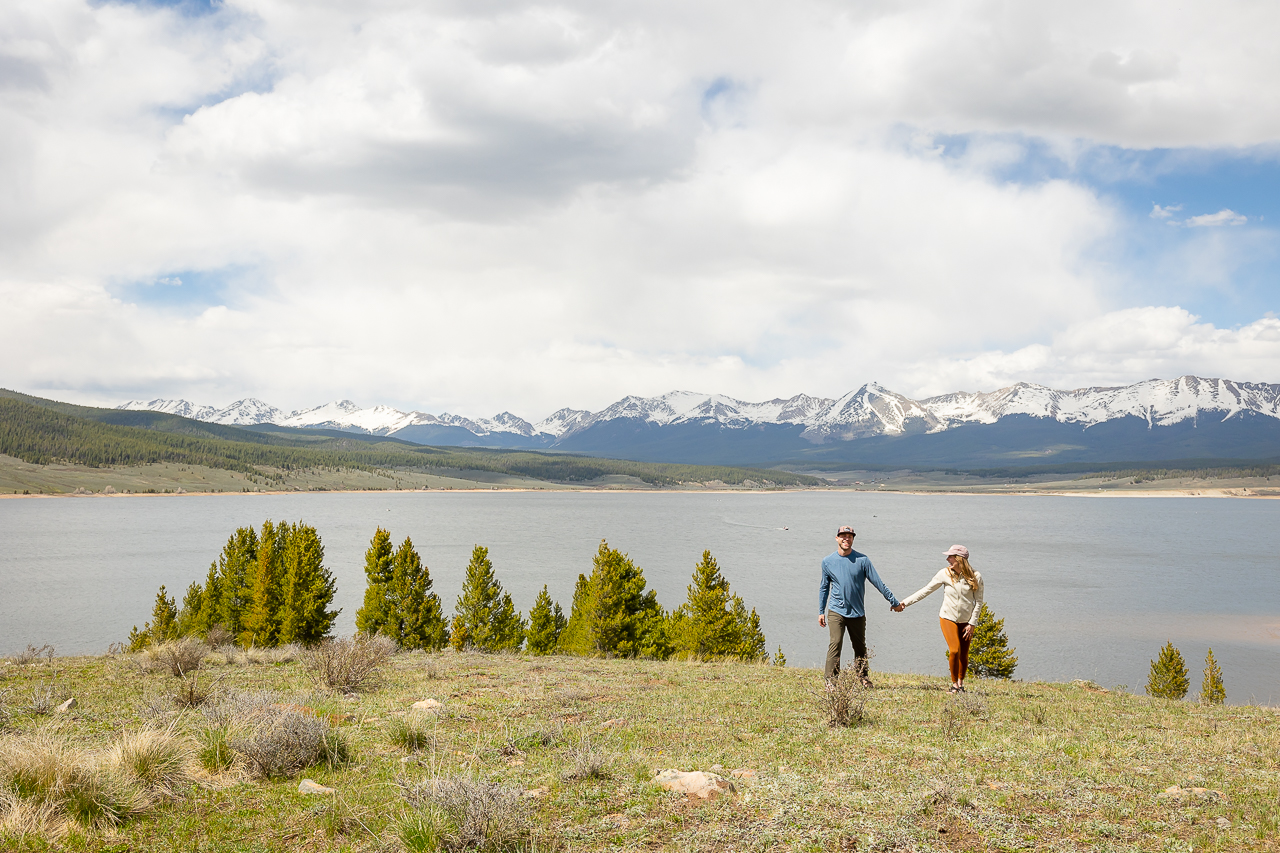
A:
899 569 948 608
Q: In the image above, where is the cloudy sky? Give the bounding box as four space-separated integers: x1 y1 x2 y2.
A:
3 0 1279 419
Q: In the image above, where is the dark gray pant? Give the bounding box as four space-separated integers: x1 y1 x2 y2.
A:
825 612 868 680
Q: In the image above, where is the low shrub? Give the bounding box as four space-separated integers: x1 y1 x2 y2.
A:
562 735 609 781
171 674 216 709
303 634 396 693
819 668 870 728
212 693 348 779
140 639 207 677
398 774 528 853
25 682 60 717
12 645 54 667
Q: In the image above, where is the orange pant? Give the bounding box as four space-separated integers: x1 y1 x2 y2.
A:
940 618 971 683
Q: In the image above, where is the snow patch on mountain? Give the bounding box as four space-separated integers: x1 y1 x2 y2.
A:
117 375 1280 444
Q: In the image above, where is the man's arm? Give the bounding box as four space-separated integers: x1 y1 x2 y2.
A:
818 561 831 626
863 558 900 608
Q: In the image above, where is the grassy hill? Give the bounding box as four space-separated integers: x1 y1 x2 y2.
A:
0 649 1275 851
0 390 821 492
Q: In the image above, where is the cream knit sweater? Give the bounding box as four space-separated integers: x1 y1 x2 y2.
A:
900 568 984 624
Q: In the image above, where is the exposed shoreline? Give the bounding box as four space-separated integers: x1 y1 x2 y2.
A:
3 484 1278 500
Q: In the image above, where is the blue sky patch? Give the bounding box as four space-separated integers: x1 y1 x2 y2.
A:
110 266 256 313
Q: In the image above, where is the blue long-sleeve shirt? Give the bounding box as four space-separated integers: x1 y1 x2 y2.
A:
819 549 899 617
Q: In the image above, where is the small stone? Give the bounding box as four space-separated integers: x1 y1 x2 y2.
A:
411 698 443 711
652 769 735 800
1216 817 1231 828
298 779 336 795
54 698 77 714
730 768 757 780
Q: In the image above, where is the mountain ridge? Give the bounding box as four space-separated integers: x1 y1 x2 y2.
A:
118 376 1280 449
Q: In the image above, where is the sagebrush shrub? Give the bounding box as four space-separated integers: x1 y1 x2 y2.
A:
820 668 870 728
398 775 528 853
303 634 395 693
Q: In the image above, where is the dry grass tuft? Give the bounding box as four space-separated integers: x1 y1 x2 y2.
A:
819 668 871 728
398 774 528 853
202 626 233 648
107 728 197 800
389 714 438 753
0 731 144 834
562 735 609 781
303 634 395 693
25 682 60 717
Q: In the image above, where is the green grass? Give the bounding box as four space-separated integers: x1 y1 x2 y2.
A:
0 650 1276 851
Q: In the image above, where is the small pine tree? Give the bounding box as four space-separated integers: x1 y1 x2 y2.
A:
669 551 741 659
568 540 666 658
556 573 592 654
355 527 395 636
387 536 448 651
452 546 525 652
240 520 287 647
174 581 205 637
1146 641 1190 700
277 523 339 645
526 585 565 655
773 645 787 667
966 603 1018 679
1200 648 1226 704
129 585 179 650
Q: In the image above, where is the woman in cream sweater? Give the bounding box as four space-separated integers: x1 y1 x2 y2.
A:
895 545 984 693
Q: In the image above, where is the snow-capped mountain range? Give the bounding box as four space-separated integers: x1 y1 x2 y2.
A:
119 375 1280 445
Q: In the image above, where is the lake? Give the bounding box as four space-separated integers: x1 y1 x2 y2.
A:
1 491 1277 704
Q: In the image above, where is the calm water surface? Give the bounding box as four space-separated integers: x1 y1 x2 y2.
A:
1 491 1276 703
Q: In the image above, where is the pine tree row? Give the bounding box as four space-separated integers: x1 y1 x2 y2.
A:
129 525 771 663
1146 641 1227 703
129 520 339 650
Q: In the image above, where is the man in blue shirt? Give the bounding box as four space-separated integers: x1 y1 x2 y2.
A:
819 525 901 687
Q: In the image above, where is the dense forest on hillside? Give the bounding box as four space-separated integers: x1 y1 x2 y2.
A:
0 391 821 488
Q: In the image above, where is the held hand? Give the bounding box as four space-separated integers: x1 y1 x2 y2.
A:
962 624 974 640
892 604 905 612
818 614 827 628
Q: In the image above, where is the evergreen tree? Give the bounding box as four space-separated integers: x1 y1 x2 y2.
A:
560 540 667 658
240 520 287 647
1200 648 1226 704
733 598 767 662
386 536 448 651
206 526 257 641
964 603 1018 679
451 545 525 652
1146 641 1190 700
354 527 395 636
128 585 179 650
556 573 592 654
277 522 339 645
670 551 740 659
174 581 205 637
667 550 767 661
773 645 787 667
526 585 565 655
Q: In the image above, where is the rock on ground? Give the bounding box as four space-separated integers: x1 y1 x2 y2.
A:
652 769 735 800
